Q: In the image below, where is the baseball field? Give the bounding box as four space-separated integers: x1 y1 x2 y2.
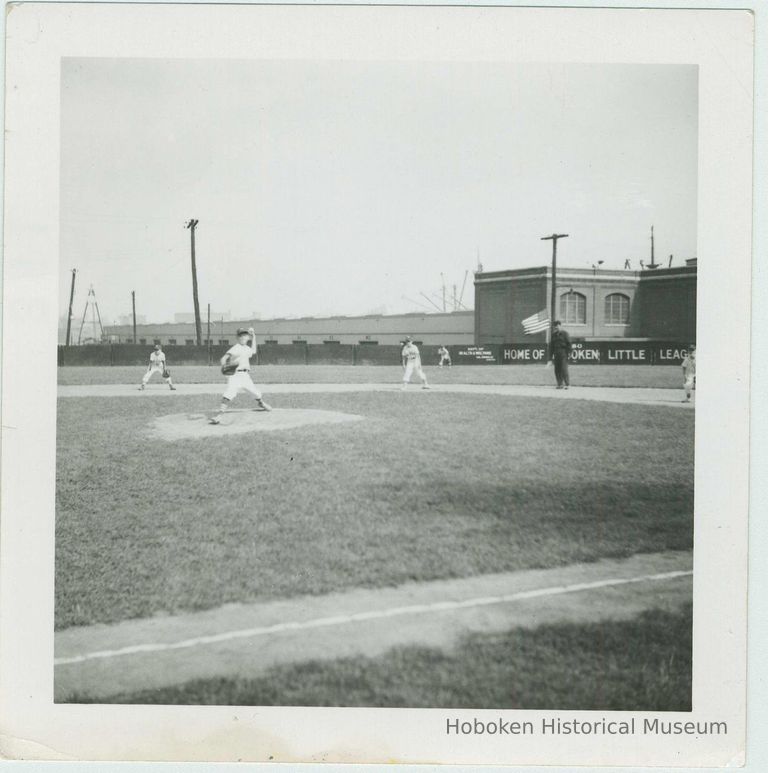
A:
55 364 694 709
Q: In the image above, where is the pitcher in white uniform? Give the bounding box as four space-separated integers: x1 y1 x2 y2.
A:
209 327 271 424
401 336 430 390
138 344 176 390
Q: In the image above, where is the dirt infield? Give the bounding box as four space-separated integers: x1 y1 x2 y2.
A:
59 381 694 408
149 408 364 441
54 550 692 701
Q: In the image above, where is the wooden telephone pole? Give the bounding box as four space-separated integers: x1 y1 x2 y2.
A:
541 233 569 325
131 290 137 344
65 269 77 347
185 219 203 345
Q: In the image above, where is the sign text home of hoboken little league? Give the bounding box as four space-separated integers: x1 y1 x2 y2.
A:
501 343 691 365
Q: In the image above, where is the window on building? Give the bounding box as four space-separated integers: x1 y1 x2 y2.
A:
559 291 587 325
168 338 177 345
125 338 134 344
323 340 341 345
358 340 379 345
153 338 161 345
139 338 147 345
204 338 212 345
219 339 230 346
292 339 307 345
263 339 277 345
185 339 194 346
604 293 630 325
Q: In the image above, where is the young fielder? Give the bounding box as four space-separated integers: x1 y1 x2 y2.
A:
401 336 430 390
437 345 452 368
138 344 176 390
682 344 696 402
209 327 271 424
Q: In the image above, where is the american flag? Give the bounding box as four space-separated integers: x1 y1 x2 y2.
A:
522 309 550 335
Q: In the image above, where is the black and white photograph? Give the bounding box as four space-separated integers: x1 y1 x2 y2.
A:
0 3 755 767
54 57 700 710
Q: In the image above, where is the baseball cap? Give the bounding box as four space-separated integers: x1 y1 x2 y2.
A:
236 327 250 336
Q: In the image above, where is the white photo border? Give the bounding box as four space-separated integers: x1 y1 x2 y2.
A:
0 2 756 767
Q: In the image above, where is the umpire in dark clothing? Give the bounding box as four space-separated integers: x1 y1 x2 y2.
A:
550 320 572 389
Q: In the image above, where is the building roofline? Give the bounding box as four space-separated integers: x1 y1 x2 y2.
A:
475 264 696 283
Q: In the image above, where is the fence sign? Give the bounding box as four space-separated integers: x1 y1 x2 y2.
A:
454 345 499 364
603 344 651 364
654 345 690 366
501 344 547 363
569 342 601 364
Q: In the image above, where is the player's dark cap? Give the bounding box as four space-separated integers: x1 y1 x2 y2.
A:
154 344 162 349
404 335 413 342
553 320 562 326
236 328 250 336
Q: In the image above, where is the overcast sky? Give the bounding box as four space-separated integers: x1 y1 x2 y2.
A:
60 59 697 324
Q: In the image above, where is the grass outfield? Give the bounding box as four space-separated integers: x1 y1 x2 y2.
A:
56 390 693 631
72 605 692 709
57 363 684 389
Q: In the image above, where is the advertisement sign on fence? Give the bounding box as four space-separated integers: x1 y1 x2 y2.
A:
454 345 499 364
603 344 651 364
500 342 686 365
501 344 547 363
568 342 602 363
653 345 691 366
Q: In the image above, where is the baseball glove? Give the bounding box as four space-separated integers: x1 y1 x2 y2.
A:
221 360 238 376
162 368 171 379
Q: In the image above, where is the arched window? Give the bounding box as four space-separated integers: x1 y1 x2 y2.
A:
559 291 587 325
605 293 630 325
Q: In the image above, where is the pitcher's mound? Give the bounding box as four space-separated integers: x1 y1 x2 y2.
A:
150 408 364 441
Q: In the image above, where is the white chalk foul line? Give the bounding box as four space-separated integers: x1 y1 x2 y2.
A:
54 569 692 667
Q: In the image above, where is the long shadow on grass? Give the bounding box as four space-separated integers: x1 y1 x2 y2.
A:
67 605 692 711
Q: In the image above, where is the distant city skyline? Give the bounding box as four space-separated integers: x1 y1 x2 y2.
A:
60 59 697 324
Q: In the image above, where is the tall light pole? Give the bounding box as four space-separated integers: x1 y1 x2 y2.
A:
541 233 569 326
185 219 202 345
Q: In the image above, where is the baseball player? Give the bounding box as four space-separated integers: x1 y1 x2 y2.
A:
437 345 452 368
209 327 271 424
401 336 430 390
138 344 176 390
682 344 696 402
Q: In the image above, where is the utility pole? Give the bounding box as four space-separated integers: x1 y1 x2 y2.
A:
541 233 569 326
131 290 137 344
207 303 211 364
453 284 458 312
440 273 446 312
65 269 77 347
185 219 203 345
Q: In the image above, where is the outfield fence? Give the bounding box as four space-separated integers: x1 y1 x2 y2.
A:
57 341 692 367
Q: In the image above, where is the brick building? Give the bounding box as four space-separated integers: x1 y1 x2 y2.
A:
474 260 697 344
